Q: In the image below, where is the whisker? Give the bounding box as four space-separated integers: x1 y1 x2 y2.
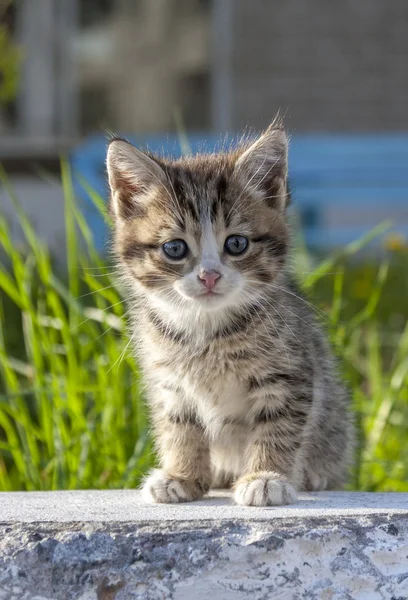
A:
107 331 136 374
81 271 118 278
72 297 129 332
248 280 330 321
75 284 114 300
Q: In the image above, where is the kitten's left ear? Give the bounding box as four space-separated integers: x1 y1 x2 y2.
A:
234 120 289 210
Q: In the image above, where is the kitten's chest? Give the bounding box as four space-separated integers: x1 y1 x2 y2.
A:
185 370 249 433
195 369 248 419
141 317 277 426
160 346 250 422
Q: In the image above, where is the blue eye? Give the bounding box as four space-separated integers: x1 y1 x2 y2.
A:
162 239 188 260
224 235 249 256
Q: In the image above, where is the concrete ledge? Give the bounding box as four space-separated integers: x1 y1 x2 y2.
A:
1 491 408 599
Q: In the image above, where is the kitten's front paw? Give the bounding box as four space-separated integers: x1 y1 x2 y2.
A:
234 471 297 506
142 469 205 504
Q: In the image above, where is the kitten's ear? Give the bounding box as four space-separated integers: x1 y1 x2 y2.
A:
106 139 166 220
234 120 289 210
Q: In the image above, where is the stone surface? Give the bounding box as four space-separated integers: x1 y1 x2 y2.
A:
1 491 408 599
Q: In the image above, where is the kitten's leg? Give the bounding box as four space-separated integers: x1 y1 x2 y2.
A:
211 426 246 489
142 413 210 504
301 381 353 491
233 413 303 506
211 468 234 489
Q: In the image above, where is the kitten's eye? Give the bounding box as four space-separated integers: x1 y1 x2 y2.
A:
224 235 249 256
162 239 188 260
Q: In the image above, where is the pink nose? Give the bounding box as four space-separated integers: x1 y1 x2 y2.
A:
198 269 221 290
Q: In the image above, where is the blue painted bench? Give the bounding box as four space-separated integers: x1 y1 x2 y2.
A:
70 133 408 251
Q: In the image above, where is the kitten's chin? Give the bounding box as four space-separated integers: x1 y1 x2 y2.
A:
194 293 230 310
176 289 239 311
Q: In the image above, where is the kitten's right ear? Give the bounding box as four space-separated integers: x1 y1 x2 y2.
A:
234 120 289 210
106 139 166 220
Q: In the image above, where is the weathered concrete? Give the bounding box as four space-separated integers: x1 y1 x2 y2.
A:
1 491 408 600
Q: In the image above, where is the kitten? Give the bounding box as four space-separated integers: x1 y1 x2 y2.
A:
106 119 353 506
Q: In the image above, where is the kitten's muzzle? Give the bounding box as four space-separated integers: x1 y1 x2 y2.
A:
197 269 222 290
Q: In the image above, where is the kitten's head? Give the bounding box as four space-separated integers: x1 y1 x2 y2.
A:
107 120 289 314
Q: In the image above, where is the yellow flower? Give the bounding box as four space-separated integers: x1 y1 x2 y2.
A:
384 233 406 252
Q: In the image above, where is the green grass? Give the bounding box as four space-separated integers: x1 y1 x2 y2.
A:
0 162 407 492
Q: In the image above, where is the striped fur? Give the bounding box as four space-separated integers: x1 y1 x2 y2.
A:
107 121 353 506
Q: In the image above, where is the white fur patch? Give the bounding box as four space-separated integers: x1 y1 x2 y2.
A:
211 428 248 480
234 475 297 506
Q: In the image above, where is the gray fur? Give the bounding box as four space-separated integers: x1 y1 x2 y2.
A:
107 122 353 506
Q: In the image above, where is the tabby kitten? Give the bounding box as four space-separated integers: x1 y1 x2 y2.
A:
106 120 352 506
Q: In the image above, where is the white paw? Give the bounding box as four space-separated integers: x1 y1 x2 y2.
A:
234 473 297 506
305 471 328 491
141 469 202 504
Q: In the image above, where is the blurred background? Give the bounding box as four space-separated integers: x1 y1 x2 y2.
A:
0 0 407 493
1 0 408 253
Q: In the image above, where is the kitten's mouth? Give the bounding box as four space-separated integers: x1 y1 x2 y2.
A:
193 289 224 303
198 290 221 298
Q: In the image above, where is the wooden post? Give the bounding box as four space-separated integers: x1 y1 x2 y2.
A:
17 0 56 137
211 0 234 133
55 0 78 139
15 0 78 143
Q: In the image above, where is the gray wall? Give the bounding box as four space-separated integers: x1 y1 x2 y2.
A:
230 0 408 132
